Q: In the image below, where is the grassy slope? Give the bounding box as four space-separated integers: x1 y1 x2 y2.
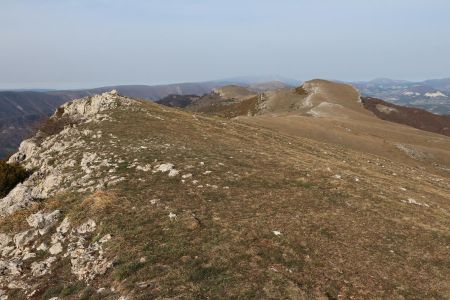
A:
3 100 450 299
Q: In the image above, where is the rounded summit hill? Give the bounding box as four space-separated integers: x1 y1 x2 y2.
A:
240 80 450 168
212 85 256 100
257 79 372 120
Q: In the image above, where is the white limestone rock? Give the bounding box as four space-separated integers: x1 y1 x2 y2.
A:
13 230 38 250
56 217 71 234
26 210 61 235
31 256 57 277
1 92 138 218
0 259 22 276
60 90 134 121
0 184 34 216
0 234 12 248
77 219 96 234
36 243 48 252
49 243 63 255
8 139 38 164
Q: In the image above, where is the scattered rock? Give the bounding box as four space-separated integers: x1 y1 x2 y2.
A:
153 163 179 177
168 169 179 177
154 163 174 173
70 244 112 281
13 230 37 250
402 198 429 207
36 243 48 252
56 217 71 234
77 219 97 234
26 210 61 235
22 251 36 260
98 234 112 244
31 256 57 277
49 242 63 255
0 234 12 248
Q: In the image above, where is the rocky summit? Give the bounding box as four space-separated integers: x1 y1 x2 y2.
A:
1 85 450 299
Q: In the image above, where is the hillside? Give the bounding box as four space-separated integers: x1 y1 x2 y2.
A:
1 88 450 299
361 96 450 137
0 82 235 159
237 80 450 171
178 85 260 118
155 95 201 108
156 83 294 116
0 81 294 159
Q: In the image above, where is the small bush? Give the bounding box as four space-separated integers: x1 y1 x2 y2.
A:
32 108 78 144
295 86 308 95
42 285 63 300
36 115 74 138
0 160 31 197
116 261 145 280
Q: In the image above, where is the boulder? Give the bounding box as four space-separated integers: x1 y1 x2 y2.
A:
13 230 38 249
49 243 63 255
77 219 96 234
31 256 57 277
56 217 71 234
0 234 12 248
26 210 61 235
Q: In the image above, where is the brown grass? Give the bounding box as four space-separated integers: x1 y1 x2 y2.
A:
81 191 119 212
3 98 450 299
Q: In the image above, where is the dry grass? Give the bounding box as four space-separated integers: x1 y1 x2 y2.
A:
81 191 119 212
4 98 450 299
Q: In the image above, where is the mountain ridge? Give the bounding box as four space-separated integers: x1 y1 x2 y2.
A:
0 88 450 298
0 80 294 159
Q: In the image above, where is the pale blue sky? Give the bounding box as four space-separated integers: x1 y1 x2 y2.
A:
1 0 449 89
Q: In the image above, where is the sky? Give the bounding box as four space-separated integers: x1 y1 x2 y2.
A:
1 0 450 89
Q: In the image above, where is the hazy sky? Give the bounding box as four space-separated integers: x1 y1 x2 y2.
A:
1 0 450 89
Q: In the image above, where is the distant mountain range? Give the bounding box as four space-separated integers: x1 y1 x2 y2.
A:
1 76 450 159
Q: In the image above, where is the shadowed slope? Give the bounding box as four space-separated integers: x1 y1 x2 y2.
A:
362 96 450 137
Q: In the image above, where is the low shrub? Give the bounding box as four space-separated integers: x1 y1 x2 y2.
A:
33 107 78 144
36 115 74 138
0 160 31 197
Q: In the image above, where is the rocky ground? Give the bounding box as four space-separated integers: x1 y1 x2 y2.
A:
1 89 450 299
